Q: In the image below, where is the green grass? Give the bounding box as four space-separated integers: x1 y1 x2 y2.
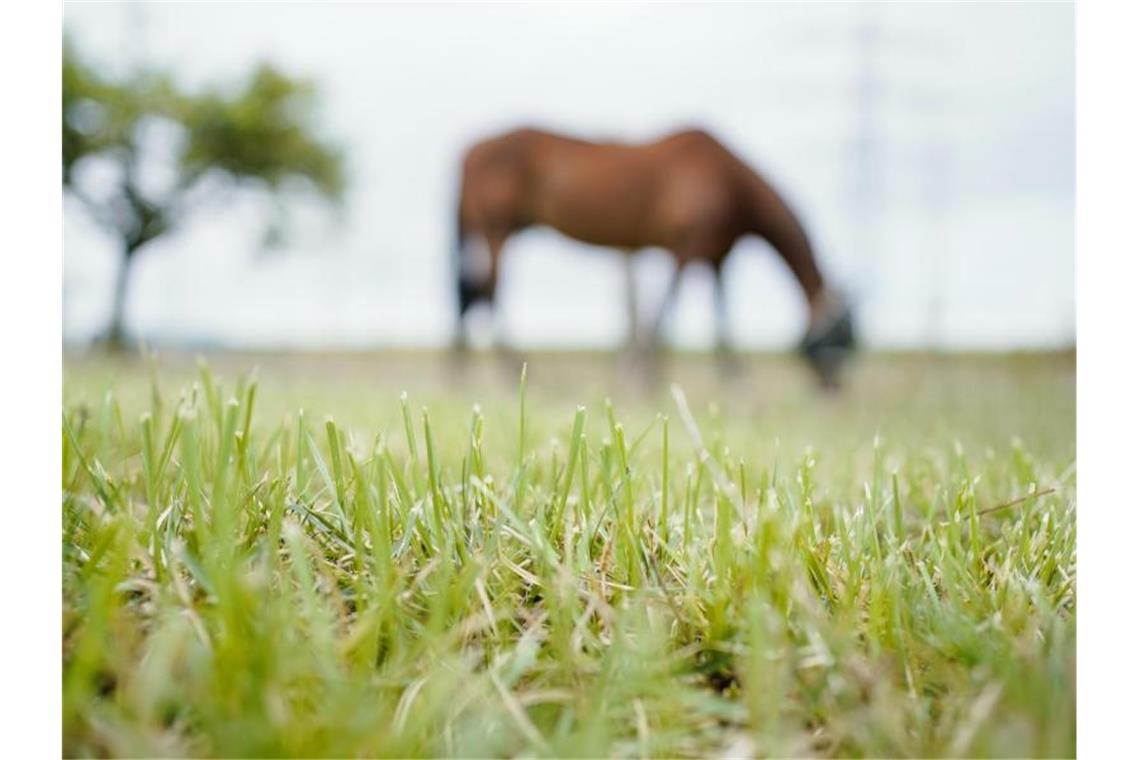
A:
62 352 1075 757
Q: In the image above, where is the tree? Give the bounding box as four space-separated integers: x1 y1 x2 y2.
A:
63 39 345 348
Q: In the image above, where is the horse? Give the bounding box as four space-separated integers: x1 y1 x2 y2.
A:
452 126 855 385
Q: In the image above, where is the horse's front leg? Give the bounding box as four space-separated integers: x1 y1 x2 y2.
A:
626 251 681 351
651 262 684 348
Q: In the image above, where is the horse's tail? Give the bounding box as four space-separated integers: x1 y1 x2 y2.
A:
453 195 478 340
453 198 464 300
453 195 465 273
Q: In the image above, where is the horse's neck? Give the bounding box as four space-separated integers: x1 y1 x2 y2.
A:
743 171 824 301
745 175 806 248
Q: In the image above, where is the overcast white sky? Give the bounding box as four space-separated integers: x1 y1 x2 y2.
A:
63 1 1074 350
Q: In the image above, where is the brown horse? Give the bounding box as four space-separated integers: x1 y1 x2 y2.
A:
453 127 855 383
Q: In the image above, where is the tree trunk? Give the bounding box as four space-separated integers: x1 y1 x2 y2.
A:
105 246 136 350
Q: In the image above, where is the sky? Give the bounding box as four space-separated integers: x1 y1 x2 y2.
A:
62 1 1075 350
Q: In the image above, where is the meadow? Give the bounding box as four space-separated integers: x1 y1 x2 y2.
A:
62 351 1075 757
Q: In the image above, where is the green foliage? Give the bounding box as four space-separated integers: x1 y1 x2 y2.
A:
177 65 344 198
63 39 344 229
62 38 344 344
61 355 1076 757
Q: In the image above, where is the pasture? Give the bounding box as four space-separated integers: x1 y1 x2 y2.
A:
62 351 1075 757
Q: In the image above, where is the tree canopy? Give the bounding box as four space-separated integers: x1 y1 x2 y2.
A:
63 39 345 345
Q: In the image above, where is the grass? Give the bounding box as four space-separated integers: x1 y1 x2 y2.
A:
62 351 1075 757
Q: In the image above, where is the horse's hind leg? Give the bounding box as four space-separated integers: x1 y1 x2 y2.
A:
713 260 744 376
622 251 643 351
483 228 526 378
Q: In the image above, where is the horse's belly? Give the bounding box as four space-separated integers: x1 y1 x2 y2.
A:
534 170 664 248
537 158 740 249
542 203 656 249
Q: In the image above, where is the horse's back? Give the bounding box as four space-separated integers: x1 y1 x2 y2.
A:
463 128 539 172
651 127 720 150
458 126 755 250
462 126 734 175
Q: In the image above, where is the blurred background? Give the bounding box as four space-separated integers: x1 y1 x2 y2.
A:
62 1 1074 352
